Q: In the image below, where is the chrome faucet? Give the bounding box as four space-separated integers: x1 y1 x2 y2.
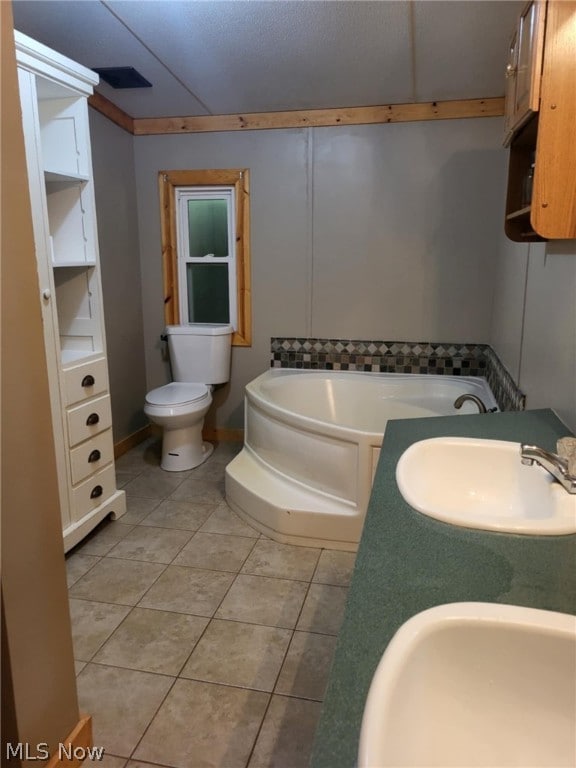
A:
453 394 494 414
520 445 576 494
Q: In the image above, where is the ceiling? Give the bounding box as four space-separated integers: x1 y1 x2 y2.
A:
12 0 522 119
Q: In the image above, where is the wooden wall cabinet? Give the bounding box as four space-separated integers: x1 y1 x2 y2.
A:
15 32 126 551
504 1 576 241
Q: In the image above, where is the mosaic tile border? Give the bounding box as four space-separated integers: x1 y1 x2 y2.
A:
270 338 526 412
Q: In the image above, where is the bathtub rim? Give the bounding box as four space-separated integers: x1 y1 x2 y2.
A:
246 368 499 443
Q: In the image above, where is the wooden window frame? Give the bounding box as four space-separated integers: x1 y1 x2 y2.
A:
159 169 252 346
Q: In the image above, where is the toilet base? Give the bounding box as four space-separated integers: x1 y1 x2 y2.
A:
160 424 214 471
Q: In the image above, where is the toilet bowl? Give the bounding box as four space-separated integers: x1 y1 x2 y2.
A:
144 382 213 471
144 323 234 472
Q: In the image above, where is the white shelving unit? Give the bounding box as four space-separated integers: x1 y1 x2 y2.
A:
15 31 126 551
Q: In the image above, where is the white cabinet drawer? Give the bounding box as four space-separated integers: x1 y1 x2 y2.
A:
67 395 112 447
63 357 108 406
69 429 114 485
71 464 117 522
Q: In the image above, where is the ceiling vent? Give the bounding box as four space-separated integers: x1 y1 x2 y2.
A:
92 67 152 89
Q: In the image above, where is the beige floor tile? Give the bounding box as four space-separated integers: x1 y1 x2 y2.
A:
69 558 165 606
312 549 357 586
93 607 208 675
275 630 337 700
139 499 216 531
133 679 269 768
199 502 260 538
190 458 229 482
115 469 143 489
181 619 291 691
241 539 321 581
296 583 349 635
76 520 135 556
169 477 225 505
120 497 162 526
215 575 308 628
74 660 86 676
107 525 193 564
115 438 161 470
123 468 188 500
247 695 322 768
77 663 173 758
69 598 131 661
125 763 160 768
173 532 256 572
211 442 243 464
65 552 101 587
97 756 127 768
139 565 234 616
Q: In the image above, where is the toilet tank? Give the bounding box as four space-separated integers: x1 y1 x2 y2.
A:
166 324 233 384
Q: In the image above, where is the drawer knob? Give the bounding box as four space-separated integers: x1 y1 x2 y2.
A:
86 412 100 426
90 485 103 499
81 375 95 387
88 449 101 463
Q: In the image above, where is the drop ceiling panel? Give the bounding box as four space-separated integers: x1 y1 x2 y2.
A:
12 0 210 117
413 0 523 102
107 0 414 114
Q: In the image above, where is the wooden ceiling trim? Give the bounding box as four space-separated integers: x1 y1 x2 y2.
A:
88 94 504 136
88 92 135 134
133 97 504 135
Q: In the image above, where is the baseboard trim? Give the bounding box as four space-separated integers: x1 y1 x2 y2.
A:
114 425 152 459
203 427 245 442
46 715 92 767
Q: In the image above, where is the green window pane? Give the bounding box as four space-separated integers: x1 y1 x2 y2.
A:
187 199 228 258
186 263 230 323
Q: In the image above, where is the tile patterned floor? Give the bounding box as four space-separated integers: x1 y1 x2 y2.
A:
66 439 356 768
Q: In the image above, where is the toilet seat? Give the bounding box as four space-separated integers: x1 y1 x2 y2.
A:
145 382 210 407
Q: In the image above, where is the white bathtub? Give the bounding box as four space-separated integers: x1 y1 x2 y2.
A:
225 369 499 551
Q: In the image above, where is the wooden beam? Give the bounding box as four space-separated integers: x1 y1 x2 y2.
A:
133 98 504 135
88 92 134 134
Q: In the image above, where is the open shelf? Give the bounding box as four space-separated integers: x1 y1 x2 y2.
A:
45 169 90 183
506 206 531 221
52 261 96 268
504 117 545 242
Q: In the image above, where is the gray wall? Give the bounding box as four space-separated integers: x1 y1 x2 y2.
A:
134 117 507 429
90 110 575 436
490 238 576 432
90 109 148 441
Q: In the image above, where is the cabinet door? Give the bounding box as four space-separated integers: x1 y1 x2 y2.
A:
515 2 545 117
506 0 546 142
503 30 520 145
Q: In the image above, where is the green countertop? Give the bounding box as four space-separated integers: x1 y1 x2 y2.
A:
311 408 576 768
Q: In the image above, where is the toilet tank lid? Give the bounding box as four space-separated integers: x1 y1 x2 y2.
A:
166 323 234 336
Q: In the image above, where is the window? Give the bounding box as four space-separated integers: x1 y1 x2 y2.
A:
159 169 251 346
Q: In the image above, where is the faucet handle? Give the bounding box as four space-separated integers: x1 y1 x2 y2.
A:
557 437 576 476
557 436 576 457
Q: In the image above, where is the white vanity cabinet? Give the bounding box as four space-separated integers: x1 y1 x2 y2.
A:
15 31 125 552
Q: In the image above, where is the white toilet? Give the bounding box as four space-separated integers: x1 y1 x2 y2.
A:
144 323 233 471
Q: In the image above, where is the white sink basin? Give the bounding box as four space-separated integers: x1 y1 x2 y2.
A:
395 437 576 535
358 602 576 768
